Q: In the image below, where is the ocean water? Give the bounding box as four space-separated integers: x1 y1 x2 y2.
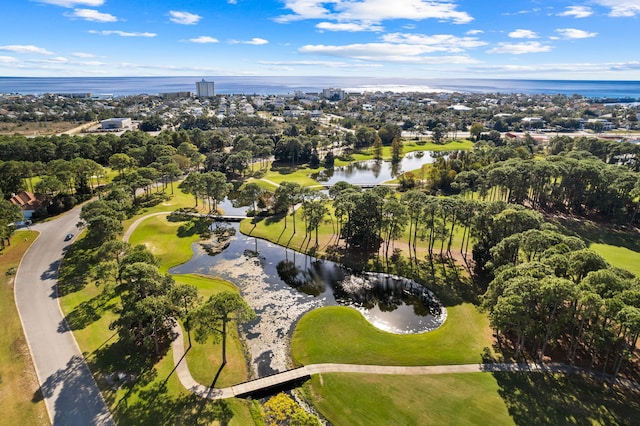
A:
1 76 640 99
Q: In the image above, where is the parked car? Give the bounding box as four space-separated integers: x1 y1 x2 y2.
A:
64 233 74 241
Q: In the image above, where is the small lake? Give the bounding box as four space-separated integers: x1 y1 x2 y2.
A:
312 151 438 185
170 223 445 377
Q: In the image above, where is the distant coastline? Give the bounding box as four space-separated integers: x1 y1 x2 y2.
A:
1 76 640 99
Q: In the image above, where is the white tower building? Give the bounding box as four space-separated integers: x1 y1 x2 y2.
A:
196 79 215 97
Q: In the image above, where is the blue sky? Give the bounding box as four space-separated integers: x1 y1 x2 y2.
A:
1 0 640 79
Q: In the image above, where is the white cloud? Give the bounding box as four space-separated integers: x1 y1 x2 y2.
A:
381 33 487 52
68 8 118 22
595 0 640 17
29 56 69 64
299 42 479 63
508 29 539 39
0 56 18 63
557 6 593 18
89 30 157 37
503 8 541 16
230 38 269 45
0 45 53 55
276 0 473 24
556 28 597 39
228 0 237 3
71 52 96 58
188 36 219 43
487 41 552 54
466 29 484 35
316 22 384 32
169 11 202 25
259 60 382 68
246 38 269 45
34 0 104 7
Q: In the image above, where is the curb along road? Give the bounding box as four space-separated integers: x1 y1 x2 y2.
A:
15 205 114 425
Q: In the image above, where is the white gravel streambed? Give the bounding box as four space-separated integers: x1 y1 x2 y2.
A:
211 254 323 377
170 224 446 379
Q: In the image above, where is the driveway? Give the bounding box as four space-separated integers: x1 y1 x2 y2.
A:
15 205 113 425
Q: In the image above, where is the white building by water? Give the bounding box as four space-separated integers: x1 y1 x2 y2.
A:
196 79 215 97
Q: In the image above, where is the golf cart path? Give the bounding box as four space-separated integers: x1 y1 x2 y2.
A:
125 212 640 400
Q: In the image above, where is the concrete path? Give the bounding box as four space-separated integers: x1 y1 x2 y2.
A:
15 205 114 425
118 212 639 400
168 323 640 400
258 178 281 188
123 211 169 242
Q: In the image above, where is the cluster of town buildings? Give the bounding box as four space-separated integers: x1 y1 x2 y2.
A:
1 79 639 136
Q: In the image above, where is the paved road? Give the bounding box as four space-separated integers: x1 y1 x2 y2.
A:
15 206 114 425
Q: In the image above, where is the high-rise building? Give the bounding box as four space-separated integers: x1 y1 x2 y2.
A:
322 87 345 101
196 79 215 97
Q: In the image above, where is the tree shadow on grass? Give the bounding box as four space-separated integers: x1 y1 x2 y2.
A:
552 216 640 253
176 217 214 238
108 343 234 426
60 285 117 331
115 381 233 426
493 371 640 426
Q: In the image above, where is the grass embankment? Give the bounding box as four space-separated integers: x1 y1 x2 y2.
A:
59 198 256 424
306 370 639 426
261 164 322 187
257 139 474 189
122 187 198 231
292 302 640 425
292 304 491 366
307 373 512 425
291 303 507 425
340 139 474 165
126 214 199 273
553 216 640 276
0 231 49 425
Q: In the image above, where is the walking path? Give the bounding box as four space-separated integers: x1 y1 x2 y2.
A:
123 212 640 400
169 322 640 400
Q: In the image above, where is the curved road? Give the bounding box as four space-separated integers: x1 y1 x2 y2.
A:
15 205 114 425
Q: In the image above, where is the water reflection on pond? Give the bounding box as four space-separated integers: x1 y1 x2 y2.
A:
312 151 437 185
170 223 445 376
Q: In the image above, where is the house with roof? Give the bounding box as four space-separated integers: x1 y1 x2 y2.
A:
9 191 42 221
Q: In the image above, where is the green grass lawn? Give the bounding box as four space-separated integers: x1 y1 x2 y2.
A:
127 214 200 272
552 216 640 277
122 187 198 232
306 370 639 426
0 231 49 425
340 139 474 164
292 297 639 425
291 303 493 366
58 195 257 424
261 164 323 187
173 274 250 389
590 243 640 276
307 372 513 426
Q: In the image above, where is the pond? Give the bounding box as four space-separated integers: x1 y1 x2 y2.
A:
170 223 446 377
312 151 439 185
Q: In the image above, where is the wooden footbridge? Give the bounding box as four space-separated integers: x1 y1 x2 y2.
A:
171 324 640 401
